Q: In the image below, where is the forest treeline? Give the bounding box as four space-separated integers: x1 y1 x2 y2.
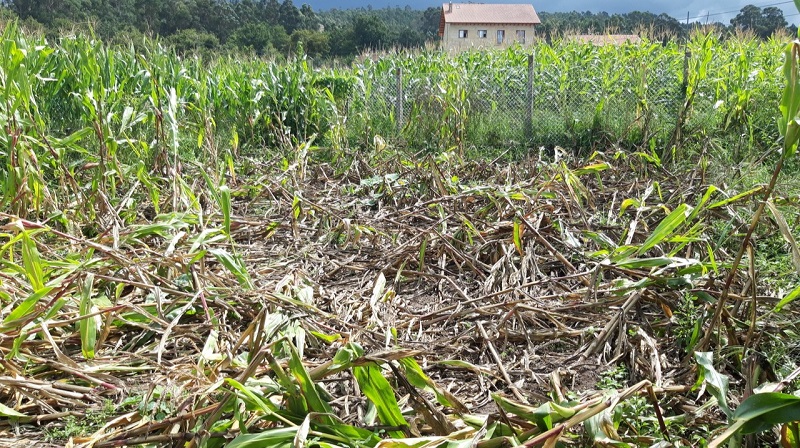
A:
0 0 795 60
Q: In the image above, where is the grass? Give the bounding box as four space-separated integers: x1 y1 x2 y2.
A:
43 400 117 443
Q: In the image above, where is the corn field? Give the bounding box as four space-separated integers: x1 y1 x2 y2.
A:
356 33 786 155
1 21 800 447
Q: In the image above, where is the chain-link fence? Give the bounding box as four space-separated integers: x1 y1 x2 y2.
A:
340 48 696 154
341 41 788 156
353 53 687 151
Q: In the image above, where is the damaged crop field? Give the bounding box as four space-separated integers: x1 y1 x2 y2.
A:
1 23 800 448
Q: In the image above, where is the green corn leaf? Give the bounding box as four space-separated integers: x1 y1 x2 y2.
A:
584 410 630 447
0 403 25 418
398 357 466 412
226 427 298 448
636 203 689 256
780 41 800 157
491 394 575 429
3 286 53 327
225 378 282 417
226 154 236 183
707 186 762 209
512 219 524 256
209 248 253 289
613 257 682 269
331 342 365 371
322 422 382 446
419 237 427 271
619 198 640 215
189 229 226 253
706 242 718 274
712 394 800 447
198 166 221 205
460 216 477 245
573 162 610 176
686 185 719 223
79 273 97 359
735 393 800 434
309 331 342 343
264 350 307 418
694 352 732 418
220 185 232 237
21 232 44 291
292 194 302 220
774 284 800 312
352 363 407 438
286 342 334 419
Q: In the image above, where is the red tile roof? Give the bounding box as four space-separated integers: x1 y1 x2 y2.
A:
441 3 541 25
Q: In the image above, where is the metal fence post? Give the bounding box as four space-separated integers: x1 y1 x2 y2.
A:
681 48 690 100
666 48 691 161
526 54 534 141
396 67 404 132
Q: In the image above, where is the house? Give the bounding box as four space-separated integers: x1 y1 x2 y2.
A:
438 3 541 51
566 34 642 46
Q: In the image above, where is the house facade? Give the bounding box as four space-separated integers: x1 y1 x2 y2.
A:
438 3 541 51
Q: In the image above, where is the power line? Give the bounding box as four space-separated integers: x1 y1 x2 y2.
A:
681 0 795 22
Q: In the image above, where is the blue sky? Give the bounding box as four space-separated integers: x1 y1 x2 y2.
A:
310 0 800 25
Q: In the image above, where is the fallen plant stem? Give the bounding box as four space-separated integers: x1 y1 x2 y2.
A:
699 156 784 352
646 384 670 442
477 321 528 403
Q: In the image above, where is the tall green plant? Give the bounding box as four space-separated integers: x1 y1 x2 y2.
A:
697 4 800 443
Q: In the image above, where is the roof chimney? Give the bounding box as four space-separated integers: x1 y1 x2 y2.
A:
448 2 452 12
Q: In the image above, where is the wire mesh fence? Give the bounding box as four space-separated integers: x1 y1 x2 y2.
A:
354 52 687 151
341 37 788 157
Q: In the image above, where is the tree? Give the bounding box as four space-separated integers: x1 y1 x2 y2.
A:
731 5 763 31
9 0 84 25
731 5 788 38
279 0 302 34
158 0 195 34
395 28 425 48
419 7 440 38
291 29 329 58
229 22 289 56
263 0 281 25
299 3 319 30
167 28 219 55
328 25 355 57
193 0 236 41
352 14 389 51
762 6 788 35
135 0 165 33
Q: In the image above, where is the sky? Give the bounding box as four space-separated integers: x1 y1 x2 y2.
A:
311 0 800 25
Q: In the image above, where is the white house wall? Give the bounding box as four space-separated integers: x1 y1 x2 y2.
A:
442 23 536 50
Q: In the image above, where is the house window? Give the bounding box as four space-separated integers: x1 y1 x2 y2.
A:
516 30 526 44
458 29 468 38
478 29 487 38
496 30 505 44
